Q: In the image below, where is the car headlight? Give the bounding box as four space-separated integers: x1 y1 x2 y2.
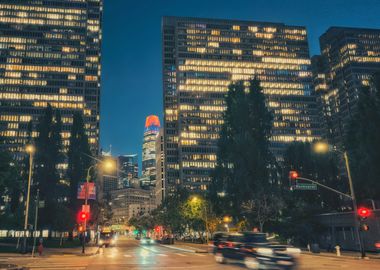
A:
286 247 301 257
257 248 273 255
150 239 155 244
99 240 104 245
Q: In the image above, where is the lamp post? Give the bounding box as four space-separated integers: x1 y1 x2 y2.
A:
313 141 365 258
81 158 115 254
23 144 35 253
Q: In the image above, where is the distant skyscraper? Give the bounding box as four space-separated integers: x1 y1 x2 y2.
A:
142 115 160 181
0 0 103 156
118 154 138 187
162 16 321 193
315 27 380 145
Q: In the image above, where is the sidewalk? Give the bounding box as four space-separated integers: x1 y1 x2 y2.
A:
0 243 99 258
302 250 380 260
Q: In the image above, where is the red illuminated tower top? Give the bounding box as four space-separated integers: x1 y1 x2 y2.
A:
145 115 160 132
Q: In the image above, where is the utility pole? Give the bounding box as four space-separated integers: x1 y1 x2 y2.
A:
32 189 39 257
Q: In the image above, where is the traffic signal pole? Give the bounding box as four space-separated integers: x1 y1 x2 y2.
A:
344 151 365 259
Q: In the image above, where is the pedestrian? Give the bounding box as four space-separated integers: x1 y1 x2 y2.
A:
38 242 43 256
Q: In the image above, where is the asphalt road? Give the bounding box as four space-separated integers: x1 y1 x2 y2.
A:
3 238 380 270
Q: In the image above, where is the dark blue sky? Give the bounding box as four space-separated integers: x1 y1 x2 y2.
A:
100 0 380 159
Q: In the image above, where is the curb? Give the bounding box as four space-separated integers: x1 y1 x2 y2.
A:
302 252 380 260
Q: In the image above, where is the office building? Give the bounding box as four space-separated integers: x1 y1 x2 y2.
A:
110 187 155 223
315 27 380 144
0 0 103 156
155 128 165 205
162 16 321 193
142 115 160 181
118 154 138 187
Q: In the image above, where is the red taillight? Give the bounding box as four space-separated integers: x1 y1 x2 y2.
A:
227 242 233 247
375 242 380 249
218 244 224 249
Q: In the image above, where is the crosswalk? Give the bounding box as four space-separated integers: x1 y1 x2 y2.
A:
21 261 89 270
104 252 207 259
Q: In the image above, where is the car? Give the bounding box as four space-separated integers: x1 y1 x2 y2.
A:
99 231 116 247
210 232 229 254
140 237 155 245
214 232 297 270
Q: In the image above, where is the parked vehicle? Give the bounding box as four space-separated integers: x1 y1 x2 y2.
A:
214 232 298 269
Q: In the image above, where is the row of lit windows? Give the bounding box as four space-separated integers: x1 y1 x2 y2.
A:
179 65 304 74
0 115 31 122
183 154 217 161
179 104 226 112
3 64 84 74
270 135 319 143
180 132 220 140
0 93 83 102
0 10 83 21
0 4 86 15
182 161 216 169
0 78 47 86
33 101 84 109
0 17 85 27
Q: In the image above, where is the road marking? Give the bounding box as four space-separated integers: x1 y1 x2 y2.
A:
124 254 132 257
157 253 168 256
174 253 186 256
194 253 206 256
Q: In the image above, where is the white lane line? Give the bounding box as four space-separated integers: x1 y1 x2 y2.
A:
157 253 168 256
124 254 132 257
174 253 186 256
194 253 206 256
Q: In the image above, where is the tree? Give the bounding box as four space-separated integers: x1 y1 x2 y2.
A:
345 72 380 201
210 78 276 221
34 105 64 228
67 112 92 211
0 150 24 228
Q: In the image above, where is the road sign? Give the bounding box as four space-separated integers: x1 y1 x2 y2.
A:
77 183 96 200
294 183 317 190
82 204 90 213
38 200 45 208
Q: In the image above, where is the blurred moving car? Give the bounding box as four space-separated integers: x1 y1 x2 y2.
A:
214 232 298 270
99 230 116 247
140 236 155 245
210 232 229 254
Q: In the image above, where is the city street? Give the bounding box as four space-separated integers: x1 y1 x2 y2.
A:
2 238 380 270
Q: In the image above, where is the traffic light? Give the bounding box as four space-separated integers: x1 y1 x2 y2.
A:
357 207 371 220
78 224 84 232
289 171 299 180
78 211 89 222
360 224 369 231
154 226 160 233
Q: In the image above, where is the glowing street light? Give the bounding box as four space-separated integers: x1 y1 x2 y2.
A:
23 144 35 253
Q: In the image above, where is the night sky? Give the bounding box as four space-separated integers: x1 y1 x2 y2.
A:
100 0 380 161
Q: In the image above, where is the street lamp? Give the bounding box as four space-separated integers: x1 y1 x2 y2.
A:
313 141 365 258
23 144 35 253
81 158 115 253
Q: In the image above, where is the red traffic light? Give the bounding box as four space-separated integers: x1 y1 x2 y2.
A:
357 207 371 219
79 211 89 221
289 171 299 180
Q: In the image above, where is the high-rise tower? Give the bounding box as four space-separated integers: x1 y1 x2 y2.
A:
142 115 160 181
0 0 103 156
162 16 321 193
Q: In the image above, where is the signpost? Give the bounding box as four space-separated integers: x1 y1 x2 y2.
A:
77 183 96 200
294 183 318 190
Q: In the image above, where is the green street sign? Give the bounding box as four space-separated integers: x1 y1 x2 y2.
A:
294 183 317 190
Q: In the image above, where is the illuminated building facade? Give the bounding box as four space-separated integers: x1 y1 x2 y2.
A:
0 0 103 155
118 154 138 187
316 27 380 145
162 16 321 193
142 115 160 181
